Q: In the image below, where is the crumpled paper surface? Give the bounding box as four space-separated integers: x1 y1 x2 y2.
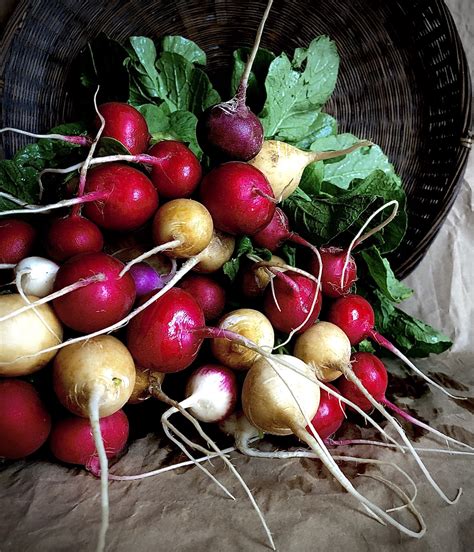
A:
1 3 473 551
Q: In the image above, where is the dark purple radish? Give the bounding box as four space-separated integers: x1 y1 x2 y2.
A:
310 247 357 298
263 270 322 335
200 162 276 235
196 0 273 161
45 215 104 262
338 353 473 451
306 383 346 440
327 294 462 399
179 274 226 322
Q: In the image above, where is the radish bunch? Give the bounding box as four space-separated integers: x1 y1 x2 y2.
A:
0 1 470 551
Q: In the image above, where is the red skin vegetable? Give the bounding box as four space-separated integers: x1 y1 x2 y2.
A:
338 352 389 412
83 163 159 232
327 294 375 345
97 102 150 155
307 383 346 440
148 141 202 199
0 219 37 264
53 252 136 333
50 410 129 468
45 215 104 262
179 274 226 322
126 287 205 373
200 162 275 235
310 246 357 298
0 379 51 459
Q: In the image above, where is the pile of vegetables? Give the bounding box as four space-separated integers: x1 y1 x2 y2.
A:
0 2 470 550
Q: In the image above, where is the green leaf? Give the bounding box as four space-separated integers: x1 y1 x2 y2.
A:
95 137 132 157
222 237 271 281
360 246 413 302
260 36 339 141
310 134 397 191
138 104 202 157
299 161 325 196
1 122 88 211
281 244 296 266
372 291 452 357
292 112 338 150
162 36 206 65
231 47 275 112
357 339 376 353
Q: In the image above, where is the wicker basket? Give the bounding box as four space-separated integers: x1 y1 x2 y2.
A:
0 0 471 278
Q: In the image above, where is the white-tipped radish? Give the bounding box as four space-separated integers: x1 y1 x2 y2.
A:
14 256 59 298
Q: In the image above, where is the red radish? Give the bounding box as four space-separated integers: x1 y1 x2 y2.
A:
129 262 175 297
53 252 136 333
200 162 276 235
0 379 51 459
45 215 104 262
83 163 159 231
338 352 472 451
327 294 460 399
179 274 226 321
310 246 357 298
0 219 37 265
50 410 129 470
263 270 322 334
126 287 205 373
148 140 202 198
306 383 346 440
196 0 273 161
97 102 150 155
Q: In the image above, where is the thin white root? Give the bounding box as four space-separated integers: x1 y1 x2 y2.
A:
161 411 236 500
162 401 276 551
326 438 474 456
343 369 462 505
0 194 103 217
0 273 105 324
0 263 16 269
0 127 87 143
118 241 181 277
0 192 35 208
89 387 109 552
0 255 202 365
341 200 398 289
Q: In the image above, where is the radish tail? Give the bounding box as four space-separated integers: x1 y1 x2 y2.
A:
119 240 181 276
370 330 466 400
326 438 474 456
89 387 109 552
382 397 474 451
0 127 90 146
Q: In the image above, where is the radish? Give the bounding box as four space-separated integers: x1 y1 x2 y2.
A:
338 352 473 451
126 287 205 373
14 256 59 298
306 383 346 440
53 335 136 552
0 294 63 376
129 261 176 297
200 162 276 235
293 321 348 382
83 163 159 231
179 274 226 322
327 293 463 399
97 102 150 155
263 269 322 334
50 410 129 472
291 320 462 503
210 308 275 370
152 198 213 259
309 201 399 297
128 368 164 404
0 379 51 459
0 219 37 265
148 140 202 198
45 215 104 262
249 139 372 200
52 252 136 333
240 255 285 297
196 0 273 161
241 354 424 537
310 246 357 298
194 230 235 273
